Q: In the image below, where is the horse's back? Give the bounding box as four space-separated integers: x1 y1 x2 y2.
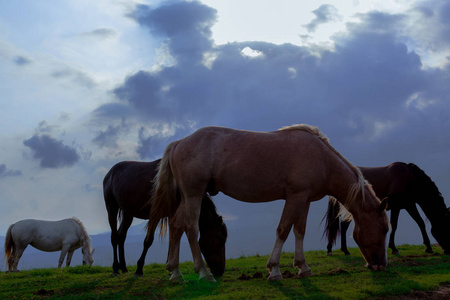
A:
103 160 160 219
10 219 79 251
172 126 335 202
360 162 412 199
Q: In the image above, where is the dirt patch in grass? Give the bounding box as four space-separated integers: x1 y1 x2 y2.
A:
237 272 265 280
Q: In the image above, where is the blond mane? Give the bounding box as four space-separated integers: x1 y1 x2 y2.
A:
279 124 375 208
279 124 329 143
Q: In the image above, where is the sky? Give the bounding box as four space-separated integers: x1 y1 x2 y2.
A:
1 0 450 259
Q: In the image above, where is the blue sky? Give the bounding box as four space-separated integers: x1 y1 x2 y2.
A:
1 0 450 257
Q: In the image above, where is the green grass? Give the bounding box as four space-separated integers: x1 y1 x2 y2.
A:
1 244 449 299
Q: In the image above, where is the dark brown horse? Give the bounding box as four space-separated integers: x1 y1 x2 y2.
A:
324 162 450 255
148 125 389 282
103 160 227 277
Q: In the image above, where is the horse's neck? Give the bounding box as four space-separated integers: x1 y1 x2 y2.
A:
80 232 92 252
416 199 447 225
73 221 91 253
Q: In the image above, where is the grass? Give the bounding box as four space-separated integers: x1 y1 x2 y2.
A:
0 244 449 299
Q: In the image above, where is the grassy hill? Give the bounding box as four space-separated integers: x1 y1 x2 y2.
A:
1 244 449 299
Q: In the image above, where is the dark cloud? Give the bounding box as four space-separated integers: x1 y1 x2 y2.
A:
14 55 32 66
130 0 217 65
92 120 130 148
23 134 80 168
91 0 450 184
303 4 341 33
0 164 22 177
80 28 117 39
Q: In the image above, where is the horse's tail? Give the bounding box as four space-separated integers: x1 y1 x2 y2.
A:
322 197 341 245
147 141 179 242
4 224 15 266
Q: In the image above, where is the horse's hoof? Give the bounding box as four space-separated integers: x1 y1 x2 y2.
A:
170 275 185 283
299 270 313 278
425 248 433 254
268 274 283 281
392 250 400 255
327 252 332 256
134 273 143 278
200 275 216 282
199 270 216 282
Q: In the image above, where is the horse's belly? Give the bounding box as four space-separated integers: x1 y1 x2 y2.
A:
218 180 286 203
30 241 61 252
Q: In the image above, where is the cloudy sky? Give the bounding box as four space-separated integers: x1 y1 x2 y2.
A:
1 0 450 257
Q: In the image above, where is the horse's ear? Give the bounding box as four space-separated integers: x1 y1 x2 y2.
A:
379 197 389 212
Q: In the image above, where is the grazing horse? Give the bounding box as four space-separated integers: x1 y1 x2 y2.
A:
148 124 389 282
4 218 94 271
324 162 450 255
103 160 227 277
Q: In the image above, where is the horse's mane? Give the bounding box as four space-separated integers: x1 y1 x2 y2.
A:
279 124 373 209
71 217 92 252
407 163 446 208
279 124 330 143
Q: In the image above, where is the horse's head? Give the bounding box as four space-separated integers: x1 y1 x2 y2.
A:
82 248 95 266
430 207 450 255
199 216 228 277
352 196 389 270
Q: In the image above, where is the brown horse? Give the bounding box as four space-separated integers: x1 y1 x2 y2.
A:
103 160 227 277
324 162 450 255
148 124 389 282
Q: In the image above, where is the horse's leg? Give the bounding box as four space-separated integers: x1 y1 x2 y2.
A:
106 203 120 275
66 251 74 267
117 213 133 273
326 240 333 256
405 204 433 253
183 196 215 282
340 219 351 255
58 245 71 268
135 227 155 277
293 202 312 277
266 197 303 281
389 208 400 255
9 245 27 272
166 203 187 282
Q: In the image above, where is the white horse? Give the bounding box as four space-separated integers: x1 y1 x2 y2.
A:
4 218 95 271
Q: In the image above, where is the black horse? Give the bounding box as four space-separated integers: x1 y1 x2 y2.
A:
324 162 450 255
103 160 228 276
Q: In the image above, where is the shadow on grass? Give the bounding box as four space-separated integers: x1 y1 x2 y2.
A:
267 276 334 299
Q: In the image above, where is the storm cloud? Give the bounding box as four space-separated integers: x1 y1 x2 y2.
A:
303 4 341 33
92 0 450 169
0 164 22 177
23 134 80 168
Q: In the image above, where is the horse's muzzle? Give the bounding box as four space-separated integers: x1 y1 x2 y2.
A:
367 264 386 271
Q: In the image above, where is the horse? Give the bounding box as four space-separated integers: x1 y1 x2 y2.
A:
4 217 95 271
324 162 450 255
147 124 389 282
103 160 227 277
